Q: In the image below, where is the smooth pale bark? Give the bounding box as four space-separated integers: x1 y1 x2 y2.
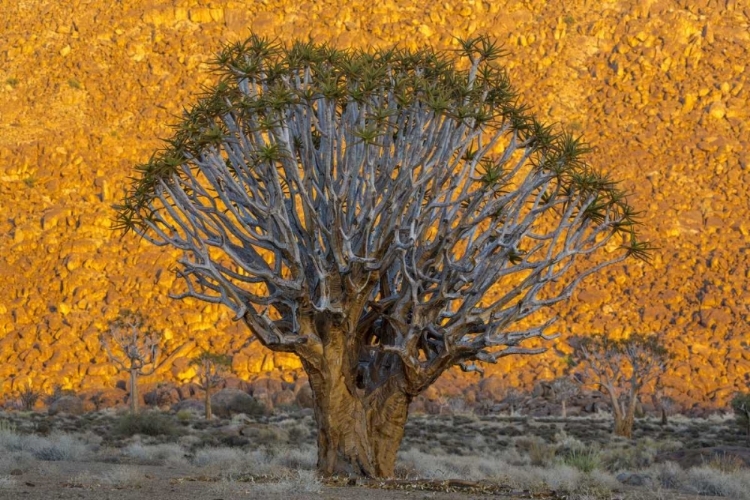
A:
561 399 567 419
603 382 636 438
129 369 139 414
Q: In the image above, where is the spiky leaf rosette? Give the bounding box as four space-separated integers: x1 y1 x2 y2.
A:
115 35 647 392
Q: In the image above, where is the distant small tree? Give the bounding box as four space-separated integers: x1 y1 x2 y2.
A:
653 386 679 425
569 333 670 438
44 384 75 407
100 310 162 414
654 390 676 426
190 351 232 420
503 387 525 416
19 386 41 411
731 392 750 441
551 376 579 418
90 391 105 412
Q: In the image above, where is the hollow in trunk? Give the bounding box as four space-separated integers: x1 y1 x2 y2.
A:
305 361 411 477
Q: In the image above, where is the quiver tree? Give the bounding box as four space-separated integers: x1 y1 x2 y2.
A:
100 310 161 414
731 392 750 442
115 35 647 477
654 389 676 425
502 387 525 416
190 350 232 419
550 376 578 418
568 333 670 438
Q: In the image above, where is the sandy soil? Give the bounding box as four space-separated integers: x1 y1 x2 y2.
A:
0 459 728 500
0 460 499 500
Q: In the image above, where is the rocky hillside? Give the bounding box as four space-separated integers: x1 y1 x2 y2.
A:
1 0 748 407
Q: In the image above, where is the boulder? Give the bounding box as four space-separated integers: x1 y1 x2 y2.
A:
172 399 205 414
144 384 180 408
211 389 265 417
294 384 314 409
477 375 506 403
90 389 128 409
272 389 296 408
48 395 84 415
248 377 283 396
176 383 202 400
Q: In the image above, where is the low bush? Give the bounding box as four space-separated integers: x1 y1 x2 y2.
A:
19 388 41 411
683 466 750 498
0 427 90 462
599 438 658 471
122 442 187 465
528 438 556 467
114 411 178 437
561 445 601 473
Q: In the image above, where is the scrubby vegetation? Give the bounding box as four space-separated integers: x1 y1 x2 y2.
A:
731 392 750 439
113 410 180 438
0 404 748 499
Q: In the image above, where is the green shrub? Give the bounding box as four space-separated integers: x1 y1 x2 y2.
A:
600 438 658 471
562 445 601 473
232 396 267 417
0 420 16 434
176 410 192 423
114 411 178 437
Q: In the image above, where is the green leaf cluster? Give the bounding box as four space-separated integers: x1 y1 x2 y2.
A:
190 350 232 368
114 34 648 260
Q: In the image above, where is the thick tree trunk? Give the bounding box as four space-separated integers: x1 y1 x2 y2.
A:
129 369 139 414
303 358 411 477
614 412 634 438
603 384 633 438
613 398 636 438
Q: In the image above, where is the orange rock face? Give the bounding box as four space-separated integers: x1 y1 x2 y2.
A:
1 0 748 407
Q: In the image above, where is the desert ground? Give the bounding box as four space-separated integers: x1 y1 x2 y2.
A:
0 402 749 500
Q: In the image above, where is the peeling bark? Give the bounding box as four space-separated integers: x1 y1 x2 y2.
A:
300 323 411 478
310 376 410 477
614 413 634 438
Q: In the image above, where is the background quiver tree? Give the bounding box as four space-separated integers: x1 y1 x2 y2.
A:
653 388 676 426
568 333 671 438
190 350 232 420
502 387 525 416
550 376 579 418
115 34 648 477
731 392 750 442
100 310 162 414
19 385 41 412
